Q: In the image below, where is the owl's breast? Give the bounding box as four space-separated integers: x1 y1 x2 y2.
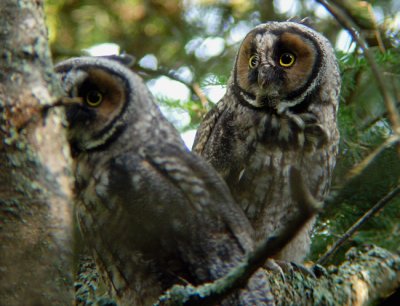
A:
254 110 329 152
232 123 336 236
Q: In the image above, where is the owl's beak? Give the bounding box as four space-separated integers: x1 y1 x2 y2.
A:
255 64 280 108
257 64 273 89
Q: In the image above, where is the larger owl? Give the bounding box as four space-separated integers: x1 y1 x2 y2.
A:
193 20 340 263
55 57 273 305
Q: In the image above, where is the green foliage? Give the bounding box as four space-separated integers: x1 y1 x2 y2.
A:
311 143 400 264
157 96 206 131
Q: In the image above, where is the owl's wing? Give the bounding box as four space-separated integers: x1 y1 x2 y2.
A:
107 146 274 304
108 146 254 281
192 97 249 185
192 100 225 154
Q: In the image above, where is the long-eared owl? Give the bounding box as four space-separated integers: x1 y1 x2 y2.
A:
56 56 273 305
193 20 340 263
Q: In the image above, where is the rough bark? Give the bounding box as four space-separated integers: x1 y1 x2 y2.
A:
0 0 74 305
267 245 400 305
157 245 400 306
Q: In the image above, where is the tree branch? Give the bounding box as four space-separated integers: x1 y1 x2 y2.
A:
131 63 210 117
345 135 399 181
317 185 400 265
269 245 400 305
156 245 400 306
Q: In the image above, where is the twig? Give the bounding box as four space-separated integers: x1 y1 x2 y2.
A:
346 135 399 180
317 185 400 266
361 101 400 131
192 83 209 109
323 135 399 213
132 64 211 112
132 64 188 85
316 0 400 139
11 97 82 132
344 67 364 106
49 96 83 108
156 167 321 305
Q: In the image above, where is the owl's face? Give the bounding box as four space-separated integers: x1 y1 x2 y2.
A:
56 57 148 154
233 21 333 113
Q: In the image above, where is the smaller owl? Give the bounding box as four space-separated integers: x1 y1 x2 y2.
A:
56 56 273 305
193 20 340 263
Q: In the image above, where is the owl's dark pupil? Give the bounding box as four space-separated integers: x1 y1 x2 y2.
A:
281 54 293 64
86 90 103 106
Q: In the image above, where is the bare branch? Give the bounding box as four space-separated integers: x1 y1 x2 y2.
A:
361 99 400 131
317 185 400 266
192 83 210 109
346 135 399 181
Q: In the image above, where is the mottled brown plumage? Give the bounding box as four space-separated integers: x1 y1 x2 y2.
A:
56 56 273 305
193 21 340 263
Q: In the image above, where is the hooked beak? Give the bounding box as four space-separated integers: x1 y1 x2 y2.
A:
257 64 273 89
255 64 281 108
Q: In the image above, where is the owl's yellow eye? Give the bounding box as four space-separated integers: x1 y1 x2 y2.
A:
279 52 296 67
248 55 259 69
85 90 103 107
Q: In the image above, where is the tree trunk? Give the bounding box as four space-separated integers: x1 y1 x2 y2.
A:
0 1 74 305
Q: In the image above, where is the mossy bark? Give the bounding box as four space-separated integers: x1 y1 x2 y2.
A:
157 246 400 306
267 246 400 305
0 0 74 305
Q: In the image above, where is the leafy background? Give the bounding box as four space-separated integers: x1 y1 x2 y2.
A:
46 0 400 265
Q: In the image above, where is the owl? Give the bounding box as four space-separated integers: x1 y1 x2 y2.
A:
193 20 340 263
55 56 273 305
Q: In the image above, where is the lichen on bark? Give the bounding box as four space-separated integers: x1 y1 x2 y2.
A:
0 1 74 305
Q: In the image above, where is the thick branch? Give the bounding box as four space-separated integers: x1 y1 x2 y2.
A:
156 245 399 306
269 245 400 305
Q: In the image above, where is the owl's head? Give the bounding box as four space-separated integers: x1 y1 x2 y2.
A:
55 56 154 155
232 21 339 113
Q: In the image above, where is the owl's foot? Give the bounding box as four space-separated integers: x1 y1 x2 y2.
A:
265 259 316 280
311 263 329 278
95 297 117 306
264 258 286 281
289 261 317 278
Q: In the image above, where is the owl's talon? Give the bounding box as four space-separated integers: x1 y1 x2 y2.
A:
95 297 117 306
265 259 286 281
265 259 316 280
312 263 329 278
290 261 317 278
